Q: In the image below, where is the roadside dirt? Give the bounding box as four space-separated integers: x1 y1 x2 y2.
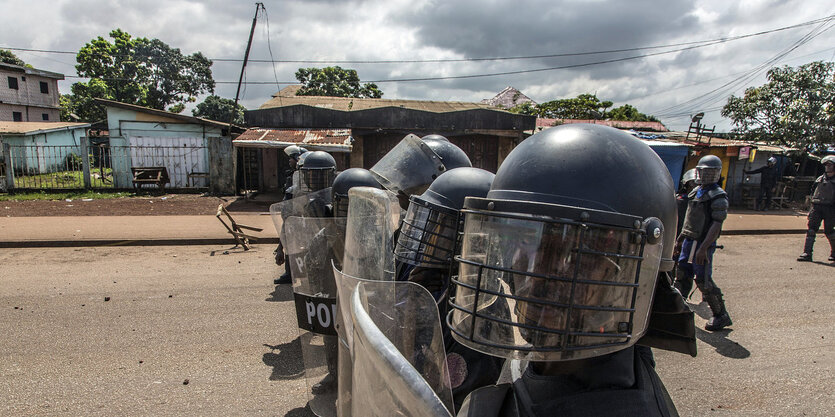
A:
0 194 271 217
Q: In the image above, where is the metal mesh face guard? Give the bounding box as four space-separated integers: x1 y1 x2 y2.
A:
394 197 460 268
695 167 721 185
300 168 336 193
448 199 662 362
333 193 349 218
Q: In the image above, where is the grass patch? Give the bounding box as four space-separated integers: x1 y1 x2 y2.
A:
15 169 113 189
0 190 135 201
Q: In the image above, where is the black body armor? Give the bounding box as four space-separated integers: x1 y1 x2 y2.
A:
680 186 728 241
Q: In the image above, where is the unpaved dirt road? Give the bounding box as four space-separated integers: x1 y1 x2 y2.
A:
1 235 833 416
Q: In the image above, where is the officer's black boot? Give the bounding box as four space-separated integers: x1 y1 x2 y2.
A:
274 256 292 284
704 291 732 331
797 230 816 262
827 233 835 262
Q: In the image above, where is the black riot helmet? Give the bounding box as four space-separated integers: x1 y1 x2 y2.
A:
395 167 495 268
299 151 336 193
331 168 384 217
695 154 722 185
447 124 676 362
421 135 472 172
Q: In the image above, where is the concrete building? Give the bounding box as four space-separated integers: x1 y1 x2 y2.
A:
0 62 63 122
96 99 241 194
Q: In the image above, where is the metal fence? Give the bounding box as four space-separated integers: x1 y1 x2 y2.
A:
2 139 209 191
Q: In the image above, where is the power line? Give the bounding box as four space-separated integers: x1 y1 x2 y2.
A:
3 14 833 65
652 18 835 119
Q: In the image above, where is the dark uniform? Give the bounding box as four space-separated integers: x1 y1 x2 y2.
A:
798 160 835 262
674 156 732 332
744 159 779 211
447 125 684 417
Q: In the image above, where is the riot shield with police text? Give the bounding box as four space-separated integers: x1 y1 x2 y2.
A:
284 215 345 417
369 134 445 197
349 279 454 416
333 186 402 417
269 188 333 243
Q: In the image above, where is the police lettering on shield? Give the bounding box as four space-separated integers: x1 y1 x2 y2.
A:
294 292 338 336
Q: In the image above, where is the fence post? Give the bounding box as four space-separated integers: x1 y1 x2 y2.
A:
81 137 91 189
3 143 14 191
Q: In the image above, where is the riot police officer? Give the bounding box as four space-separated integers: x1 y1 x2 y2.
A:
274 151 336 285
370 134 471 209
283 145 307 201
332 168 384 218
448 124 681 417
393 167 504 411
674 155 731 331
744 156 779 211
797 155 835 262
676 169 697 236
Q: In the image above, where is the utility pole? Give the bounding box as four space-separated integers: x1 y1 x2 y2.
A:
234 2 263 107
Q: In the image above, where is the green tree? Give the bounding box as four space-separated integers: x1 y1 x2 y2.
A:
0 49 26 66
722 61 835 150
193 95 246 124
535 94 613 119
295 66 383 98
62 29 215 122
606 104 660 122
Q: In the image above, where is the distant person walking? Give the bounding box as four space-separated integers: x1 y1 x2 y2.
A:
744 156 779 211
797 155 835 262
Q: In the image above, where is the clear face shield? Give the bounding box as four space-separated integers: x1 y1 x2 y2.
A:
300 167 336 194
369 134 445 197
695 167 721 185
394 197 460 268
447 198 663 362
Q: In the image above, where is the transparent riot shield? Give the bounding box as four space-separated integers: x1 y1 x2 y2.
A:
269 188 333 242
284 215 346 417
334 186 402 417
369 134 445 197
349 279 454 416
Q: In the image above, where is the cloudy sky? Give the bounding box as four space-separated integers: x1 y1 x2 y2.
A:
2 0 833 131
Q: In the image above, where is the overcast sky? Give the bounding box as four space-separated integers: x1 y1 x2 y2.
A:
2 0 833 131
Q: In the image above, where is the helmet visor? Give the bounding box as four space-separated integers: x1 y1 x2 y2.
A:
394 200 459 268
300 168 336 193
369 134 445 196
695 167 720 185
448 209 661 361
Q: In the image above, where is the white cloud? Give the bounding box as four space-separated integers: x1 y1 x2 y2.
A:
1 0 833 130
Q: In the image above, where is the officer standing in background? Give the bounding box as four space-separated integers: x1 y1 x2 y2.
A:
674 155 732 331
676 169 697 236
744 156 779 211
450 124 682 417
797 155 835 262
283 145 307 201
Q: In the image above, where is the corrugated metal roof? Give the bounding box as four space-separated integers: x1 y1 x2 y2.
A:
0 121 90 135
234 128 352 151
94 98 243 130
0 62 65 79
536 118 669 132
260 93 507 113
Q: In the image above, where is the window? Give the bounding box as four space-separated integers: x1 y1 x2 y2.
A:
8 76 18 90
12 112 23 122
42 113 49 121
40 81 49 94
